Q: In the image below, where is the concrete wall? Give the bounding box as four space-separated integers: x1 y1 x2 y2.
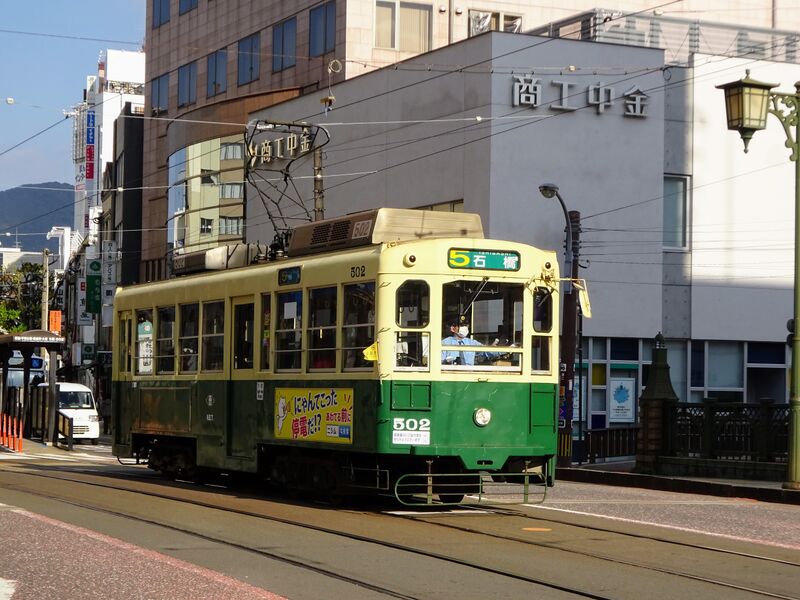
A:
691 56 800 342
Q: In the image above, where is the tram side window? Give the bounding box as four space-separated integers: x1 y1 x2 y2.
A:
234 303 254 369
343 282 375 370
532 287 552 372
136 309 154 375
119 316 131 373
395 280 430 369
308 286 337 370
276 290 303 370
202 301 225 371
156 307 176 373
179 303 199 373
260 294 271 370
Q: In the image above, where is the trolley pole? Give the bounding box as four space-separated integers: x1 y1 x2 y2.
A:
313 147 324 221
557 211 581 468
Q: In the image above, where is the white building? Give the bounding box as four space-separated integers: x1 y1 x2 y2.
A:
247 14 800 429
71 49 145 240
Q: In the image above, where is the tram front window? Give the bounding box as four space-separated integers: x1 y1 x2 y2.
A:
441 280 523 372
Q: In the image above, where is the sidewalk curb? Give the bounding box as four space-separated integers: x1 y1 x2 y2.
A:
557 468 800 505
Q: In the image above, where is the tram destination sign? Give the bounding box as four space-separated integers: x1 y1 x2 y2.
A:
447 249 520 271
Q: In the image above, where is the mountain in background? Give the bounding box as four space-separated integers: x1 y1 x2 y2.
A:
0 182 74 254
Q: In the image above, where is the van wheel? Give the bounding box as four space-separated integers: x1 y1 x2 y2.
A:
91 438 99 445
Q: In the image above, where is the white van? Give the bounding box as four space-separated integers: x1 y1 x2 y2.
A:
38 382 101 444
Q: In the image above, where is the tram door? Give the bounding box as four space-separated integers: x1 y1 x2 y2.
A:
227 297 256 458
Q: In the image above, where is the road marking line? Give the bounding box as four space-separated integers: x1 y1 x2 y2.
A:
529 504 800 550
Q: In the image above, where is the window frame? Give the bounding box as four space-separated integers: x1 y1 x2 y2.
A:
308 286 338 371
663 174 689 250
237 32 261 86
135 309 154 375
156 306 176 374
375 1 432 53
233 302 255 370
202 300 226 371
310 1 336 57
207 49 228 97
152 0 170 28
273 17 297 72
275 290 303 371
152 73 169 115
177 61 197 108
179 303 199 373
179 0 198 15
342 282 376 371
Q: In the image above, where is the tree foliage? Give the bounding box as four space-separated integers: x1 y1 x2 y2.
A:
0 263 47 332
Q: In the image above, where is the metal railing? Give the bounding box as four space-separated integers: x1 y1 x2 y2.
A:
664 400 789 462
584 426 639 462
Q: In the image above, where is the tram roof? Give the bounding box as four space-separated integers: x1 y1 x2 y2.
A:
288 208 484 257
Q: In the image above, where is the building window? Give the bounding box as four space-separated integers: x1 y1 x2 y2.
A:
220 142 244 160
207 49 227 97
179 0 198 14
376 1 431 52
152 73 169 114
468 11 522 37
152 0 170 28
238 32 261 85
273 18 297 72
664 175 688 249
219 183 243 199
177 62 197 107
219 216 244 236
310 1 336 57
200 218 213 235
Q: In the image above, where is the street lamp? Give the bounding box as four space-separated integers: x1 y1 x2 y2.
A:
539 183 581 466
539 184 572 292
717 71 800 490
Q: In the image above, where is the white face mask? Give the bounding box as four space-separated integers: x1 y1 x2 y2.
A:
457 326 469 338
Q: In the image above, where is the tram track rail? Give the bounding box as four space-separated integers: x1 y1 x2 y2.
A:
1 463 797 599
398 507 800 600
0 465 611 599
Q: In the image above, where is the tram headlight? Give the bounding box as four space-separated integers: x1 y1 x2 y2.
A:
473 407 492 427
403 253 417 267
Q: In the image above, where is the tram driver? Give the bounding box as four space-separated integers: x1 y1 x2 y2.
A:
441 318 490 366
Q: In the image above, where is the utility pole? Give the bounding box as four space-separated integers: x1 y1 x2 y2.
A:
313 147 324 222
41 250 50 332
41 250 50 366
557 210 581 468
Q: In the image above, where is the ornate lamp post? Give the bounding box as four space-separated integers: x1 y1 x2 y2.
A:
717 71 800 490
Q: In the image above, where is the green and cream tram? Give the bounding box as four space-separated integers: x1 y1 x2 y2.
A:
112 208 561 503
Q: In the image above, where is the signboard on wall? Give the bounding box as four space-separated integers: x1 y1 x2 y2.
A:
609 378 636 423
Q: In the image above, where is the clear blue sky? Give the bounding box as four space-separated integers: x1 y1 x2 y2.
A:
0 1 144 191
